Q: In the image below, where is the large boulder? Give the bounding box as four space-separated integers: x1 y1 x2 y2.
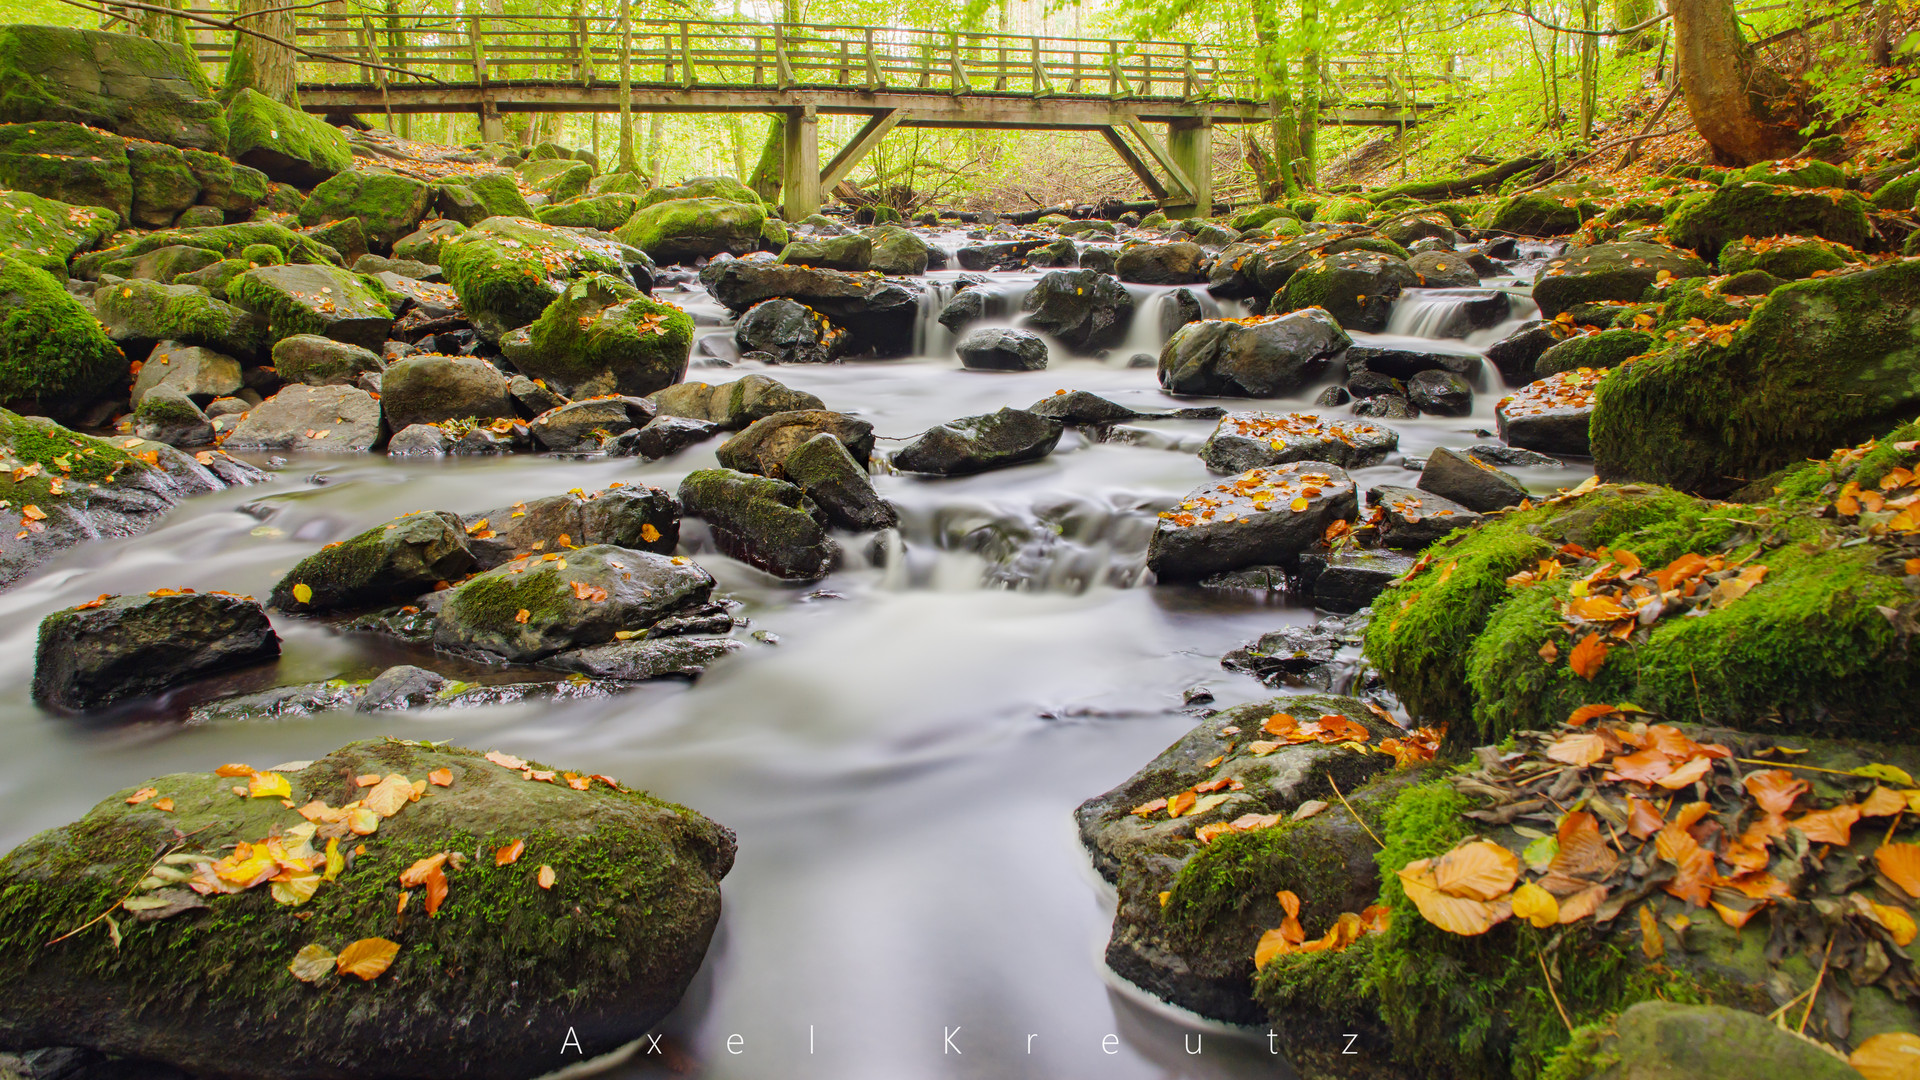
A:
1556 1002 1862 1080
379 355 515 429
782 432 896 531
1017 269 1135 352
535 193 642 231
1532 242 1709 318
649 374 823 430
270 334 384 387
436 545 714 661
697 260 919 356
0 255 128 420
867 226 929 275
0 739 734 1077
298 169 433 253
0 26 227 151
1145 462 1358 581
1280 251 1420 332
462 171 537 219
1535 328 1654 376
0 120 132 223
31 591 278 711
778 233 871 272
676 469 839 580
1158 310 1351 397
518 158 591 202
956 327 1047 371
1592 260 1920 495
1668 180 1872 261
1497 368 1602 456
0 190 116 274
1199 411 1397 473
1418 446 1530 511
616 196 770 262
226 263 396 350
221 383 384 453
462 484 680 570
183 149 268 216
440 217 651 340
732 297 845 364
77 222 341 280
272 510 474 611
1116 241 1208 284
131 384 213 447
224 88 350 186
126 141 199 229
527 396 655 451
1368 483 1484 548
891 407 1063 476
130 341 241 405
500 273 693 397
93 277 266 360
716 410 874 478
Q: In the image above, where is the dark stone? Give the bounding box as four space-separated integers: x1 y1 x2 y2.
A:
1314 385 1351 407
1345 345 1482 380
1146 462 1357 582
462 486 679 570
1158 310 1351 397
386 423 451 457
891 407 1063 476
1368 483 1485 548
677 468 839 581
734 297 844 364
1466 443 1563 468
528 396 655 451
1296 548 1416 613
435 545 715 662
32 592 280 711
1406 250 1478 287
1484 319 1564 384
697 260 919 356
1200 411 1398 474
936 288 986 332
783 433 897 531
355 664 449 711
1027 390 1139 424
716 410 874 478
1017 269 1135 352
955 239 1046 271
1406 369 1474 416
956 327 1048 371
1220 624 1348 688
611 415 723 460
270 510 475 612
1418 446 1529 511
542 636 743 681
1345 371 1405 399
1351 394 1418 419
1115 241 1207 284
1159 287 1205 340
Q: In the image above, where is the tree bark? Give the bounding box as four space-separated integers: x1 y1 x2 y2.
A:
1297 0 1320 187
224 0 299 105
617 0 637 174
1670 0 1806 163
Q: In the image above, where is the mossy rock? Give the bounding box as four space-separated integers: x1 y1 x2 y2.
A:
435 545 715 661
272 510 475 611
0 254 128 418
225 88 350 187
1532 242 1709 318
1230 204 1298 231
225 263 397 350
392 219 465 265
1667 181 1872 262
635 175 762 210
614 196 769 263
534 193 641 230
0 120 132 224
182 149 268 215
0 739 734 1078
500 272 692 398
463 170 536 219
675 468 839 581
779 233 872 272
77 222 342 280
593 171 647 195
1870 169 1920 211
93 275 266 360
439 217 645 340
518 159 592 202
0 25 226 152
0 190 116 274
1592 260 1920 496
126 141 199 229
866 225 929 275
1534 329 1654 376
1318 197 1374 223
1736 157 1846 190
1487 190 1597 236
1717 235 1862 280
1281 251 1418 332
298 169 433 252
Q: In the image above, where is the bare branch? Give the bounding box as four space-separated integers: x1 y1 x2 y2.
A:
53 0 443 84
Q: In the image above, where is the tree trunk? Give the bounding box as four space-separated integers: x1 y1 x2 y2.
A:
645 112 666 183
617 0 637 174
224 0 300 105
1296 0 1320 188
1253 11 1300 199
1670 0 1806 163
748 116 784 202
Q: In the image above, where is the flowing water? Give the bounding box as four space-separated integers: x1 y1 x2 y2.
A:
0 243 1582 1079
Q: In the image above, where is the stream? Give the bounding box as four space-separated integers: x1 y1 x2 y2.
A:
0 238 1583 1079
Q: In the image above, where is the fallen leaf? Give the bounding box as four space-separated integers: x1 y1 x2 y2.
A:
1569 633 1609 680
1547 732 1609 766
1851 1032 1920 1080
1638 903 1664 958
428 768 453 787
1399 859 1511 936
1432 840 1521 901
1743 769 1808 815
1552 811 1619 881
291 583 313 604
247 772 292 800
485 750 528 770
289 943 336 983
1791 802 1861 845
362 775 413 817
1511 881 1559 928
1874 902 1919 947
1626 797 1665 840
1876 843 1920 900
125 787 158 805
335 937 400 980
537 865 556 889
1567 703 1616 727
1862 786 1908 817
496 839 525 866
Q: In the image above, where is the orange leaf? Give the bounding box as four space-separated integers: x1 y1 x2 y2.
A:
1861 785 1908 817
125 787 158 805
537 865 556 889
1556 883 1608 924
1850 1032 1920 1080
1566 703 1616 727
1569 633 1609 680
495 838 525 866
1399 859 1512 936
1551 811 1619 881
1638 904 1665 958
1610 748 1674 785
1567 596 1631 622
1432 840 1521 901
335 937 400 980
428 768 453 787
1791 803 1861 845
1876 842 1920 900
1262 713 1298 737
1742 769 1808 815
1626 797 1665 840
485 750 528 770
399 852 449 888
1654 755 1713 790
215 763 255 777
1546 732 1609 766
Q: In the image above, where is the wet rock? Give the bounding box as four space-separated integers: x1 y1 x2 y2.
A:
437 545 714 661
1017 269 1135 352
463 485 679 570
677 469 839 581
543 635 743 681
221 383 384 453
1159 310 1351 397
1368 483 1484 548
891 407 1063 476
1498 369 1599 456
935 288 986 332
269 334 383 387
1026 237 1078 267
1200 411 1398 474
1146 462 1358 582
1465 443 1562 468
1532 241 1708 317
1027 389 1139 424
527 396 655 451
451 426 517 456
610 415 723 460
1406 369 1474 415
129 342 241 405
616 195 774 263
867 226 930 275
1418 445 1530 511
783 433 897 531
354 664 449 711
1352 393 1419 420
716 410 874 478
734 297 844 364
1116 241 1208 284
649 373 823 430
1406 250 1478 286
1159 287 1205 340
508 374 566 416
378 355 514 429
1343 346 1480 381
31 591 279 711
0 739 734 1077
354 254 441 281
956 327 1047 371
1280 251 1419 332
386 422 451 457
1078 246 1117 274
1534 328 1654 377
271 510 473 613
131 386 213 447
1314 384 1351 407
1484 319 1565 384
779 233 870 271
499 273 692 397
1297 547 1416 612
392 218 464 265
1220 623 1349 688
955 239 1045 271
698 260 919 355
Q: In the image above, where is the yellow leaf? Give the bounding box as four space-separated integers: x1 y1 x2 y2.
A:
125 787 158 805
1398 859 1510 936
640 523 661 543
347 807 379 835
1874 902 1919 947
289 943 336 983
335 937 400 980
1853 1033 1920 1080
323 838 344 881
1511 882 1559 928
1432 840 1520 901
1638 903 1665 958
270 872 322 906
537 864 556 889
362 774 413 817
247 772 292 799
292 583 313 604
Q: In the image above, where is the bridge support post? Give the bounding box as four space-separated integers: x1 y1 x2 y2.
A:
478 99 505 143
781 104 822 221
1164 115 1212 217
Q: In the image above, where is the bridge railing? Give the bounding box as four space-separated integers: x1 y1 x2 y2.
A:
184 11 1455 107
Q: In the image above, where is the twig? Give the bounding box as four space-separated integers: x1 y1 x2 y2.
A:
1539 951 1574 1032
231 0 341 23
1690 662 1709 723
1734 756 1883 779
1616 83 1684 172
1799 933 1835 1034
1326 772 1384 849
47 841 183 946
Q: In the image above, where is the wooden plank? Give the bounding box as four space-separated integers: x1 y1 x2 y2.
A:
819 108 903 190
1119 114 1193 200
1030 37 1052 98
948 32 970 96
680 21 694 88
1099 126 1167 200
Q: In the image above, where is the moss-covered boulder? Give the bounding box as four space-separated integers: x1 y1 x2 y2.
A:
499 273 692 398
868 225 930 275
0 738 735 1077
518 159 592 203
392 218 465 265
1159 310 1351 397
94 275 265 363
1485 189 1597 236
1870 169 1920 211
1553 1001 1864 1080
1592 261 1920 495
615 196 769 263
436 545 715 661
649 373 823 430
32 590 277 711
221 383 385 453
270 333 384 387
778 232 872 272
676 468 838 581
125 141 200 229
226 263 396 350
0 120 132 223
77 222 342 280
534 193 640 231
1281 250 1419 332
225 88 350 186
297 169 433 253
272 510 475 611
0 25 226 151
715 410 874 478
635 175 761 209
0 190 116 274
460 484 680 571
1532 242 1709 318
1717 234 1864 280
183 149 268 216
0 255 125 419
461 171 536 220
1534 329 1654 376
378 355 514 429
440 216 647 340
1667 181 1872 262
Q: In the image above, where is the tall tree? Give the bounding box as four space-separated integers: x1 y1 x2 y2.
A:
1670 0 1806 162
224 0 299 104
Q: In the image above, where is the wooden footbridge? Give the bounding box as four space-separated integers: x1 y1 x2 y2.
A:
191 13 1456 217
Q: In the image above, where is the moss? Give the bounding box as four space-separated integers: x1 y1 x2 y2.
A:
182 149 268 215
78 222 341 278
1254 936 1380 1029
1490 192 1594 236
534 193 641 231
1717 236 1860 280
0 119 132 224
1318 196 1372 223
225 263 396 345
224 88 350 182
512 273 692 398
1535 330 1654 376
1667 181 1871 262
1870 169 1920 211
0 407 152 507
465 171 535 219
635 175 761 210
0 189 116 274
0 255 127 414
1538 1021 1620 1080
1737 158 1845 190
440 217 634 339
614 196 768 263
238 243 283 266
0 26 225 152
1231 204 1298 231
297 169 432 250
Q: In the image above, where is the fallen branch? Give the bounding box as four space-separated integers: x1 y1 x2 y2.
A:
53 0 442 85
1614 83 1684 171
1365 154 1547 203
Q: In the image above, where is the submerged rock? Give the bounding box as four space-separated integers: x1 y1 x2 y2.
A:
32 591 279 711
543 635 743 681
891 407 1063 476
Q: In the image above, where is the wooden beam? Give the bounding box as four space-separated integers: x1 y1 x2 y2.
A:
819 108 904 191
782 104 821 219
1099 125 1167 201
1120 114 1193 201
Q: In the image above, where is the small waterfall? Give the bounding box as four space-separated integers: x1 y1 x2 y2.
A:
1385 288 1514 340
912 279 960 358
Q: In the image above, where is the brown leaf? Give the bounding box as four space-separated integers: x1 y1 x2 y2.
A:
1791 803 1861 845
1742 769 1808 815
1876 843 1920 900
1546 732 1609 766
1432 840 1521 901
1551 811 1619 881
1569 633 1609 680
